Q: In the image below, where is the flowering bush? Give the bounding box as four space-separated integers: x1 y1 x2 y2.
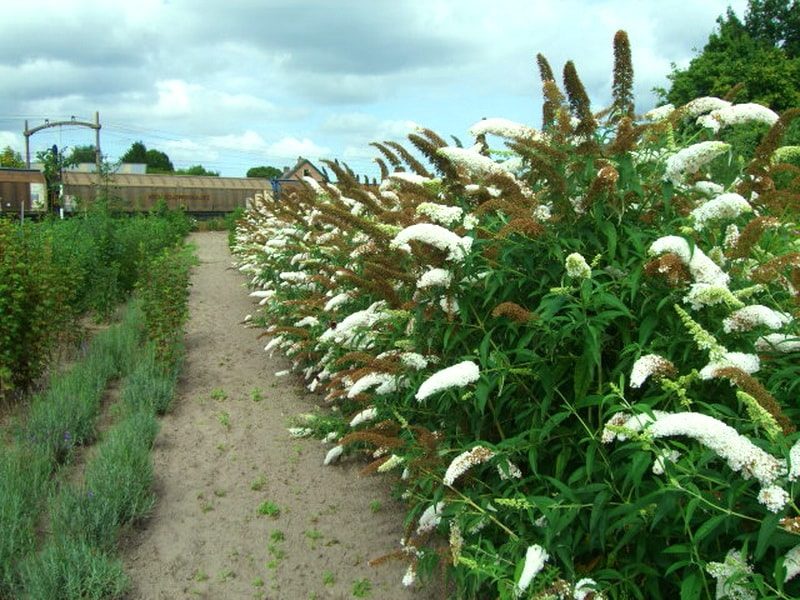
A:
233 32 799 599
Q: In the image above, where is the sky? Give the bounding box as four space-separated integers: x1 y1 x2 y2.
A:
0 0 746 178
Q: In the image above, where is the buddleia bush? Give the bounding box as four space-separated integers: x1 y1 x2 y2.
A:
234 32 800 599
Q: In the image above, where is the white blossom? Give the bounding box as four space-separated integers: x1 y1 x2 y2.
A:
755 333 800 353
274 369 290 377
400 352 428 371
294 316 319 328
463 213 479 230
784 545 800 582
439 296 460 316
302 176 326 196
706 549 755 600
443 446 496 486
697 103 779 133
724 224 740 250
694 180 726 196
324 292 350 312
497 461 523 480
416 502 445 534
664 141 730 186
516 545 549 597
347 373 397 398
249 290 274 298
652 449 681 475
649 236 729 287
417 267 453 289
789 439 800 482
390 223 473 262
386 172 432 188
279 271 308 283
437 146 510 179
574 578 602 600
533 203 552 221
415 360 480 401
416 202 464 227
682 96 731 117
690 193 752 230
684 283 742 311
469 117 541 140
757 485 790 513
606 411 787 488
565 252 592 279
349 407 378 428
698 352 760 379
629 354 674 388
644 104 675 121
723 305 792 333
402 565 416 587
377 454 404 473
319 302 388 348
323 445 343 465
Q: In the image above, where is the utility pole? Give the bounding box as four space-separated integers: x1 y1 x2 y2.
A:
23 112 102 213
24 112 102 172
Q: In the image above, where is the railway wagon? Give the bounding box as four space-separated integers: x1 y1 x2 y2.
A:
0 169 47 215
62 172 272 215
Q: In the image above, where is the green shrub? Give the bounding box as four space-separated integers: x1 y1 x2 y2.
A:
233 34 800 599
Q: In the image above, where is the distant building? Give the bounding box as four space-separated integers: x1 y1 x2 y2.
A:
0 168 47 213
271 156 328 198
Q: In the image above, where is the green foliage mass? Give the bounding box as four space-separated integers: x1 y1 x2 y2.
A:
119 141 174 173
246 165 282 179
175 164 220 176
235 33 800 599
0 203 189 397
0 145 25 168
663 1 800 110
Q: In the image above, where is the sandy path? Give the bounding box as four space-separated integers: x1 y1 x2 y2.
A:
124 232 438 600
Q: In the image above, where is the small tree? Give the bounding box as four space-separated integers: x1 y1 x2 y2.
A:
0 146 24 168
246 165 282 179
65 144 98 167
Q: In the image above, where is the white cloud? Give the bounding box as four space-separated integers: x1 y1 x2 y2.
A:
266 137 331 160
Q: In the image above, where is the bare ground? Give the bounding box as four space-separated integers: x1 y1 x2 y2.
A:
123 232 439 600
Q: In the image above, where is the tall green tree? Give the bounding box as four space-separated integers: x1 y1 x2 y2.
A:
661 2 800 110
120 141 174 173
120 141 147 164
65 144 97 166
246 165 282 179
0 146 24 168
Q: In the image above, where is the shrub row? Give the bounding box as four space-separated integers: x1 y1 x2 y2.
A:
233 34 799 599
0 201 190 398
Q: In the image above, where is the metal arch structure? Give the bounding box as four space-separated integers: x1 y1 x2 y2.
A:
24 112 101 173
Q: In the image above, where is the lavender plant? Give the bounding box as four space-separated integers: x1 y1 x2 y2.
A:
233 32 799 599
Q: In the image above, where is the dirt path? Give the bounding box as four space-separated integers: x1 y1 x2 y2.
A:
124 232 437 600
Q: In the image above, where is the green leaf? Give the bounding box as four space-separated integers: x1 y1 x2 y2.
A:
755 512 781 560
679 570 702 600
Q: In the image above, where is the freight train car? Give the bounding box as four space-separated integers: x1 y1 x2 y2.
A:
0 169 47 216
62 172 272 216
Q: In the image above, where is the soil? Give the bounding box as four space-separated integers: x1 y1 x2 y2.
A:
123 232 441 600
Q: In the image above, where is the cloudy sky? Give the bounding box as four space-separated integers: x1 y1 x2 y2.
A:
0 0 745 178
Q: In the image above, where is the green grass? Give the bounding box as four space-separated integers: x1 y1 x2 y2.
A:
17 538 129 600
351 578 372 597
257 501 281 518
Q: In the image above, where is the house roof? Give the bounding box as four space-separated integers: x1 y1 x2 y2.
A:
62 172 272 190
279 156 327 181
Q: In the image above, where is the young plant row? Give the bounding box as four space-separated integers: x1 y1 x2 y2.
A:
233 32 800 600
0 244 193 599
0 201 190 399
